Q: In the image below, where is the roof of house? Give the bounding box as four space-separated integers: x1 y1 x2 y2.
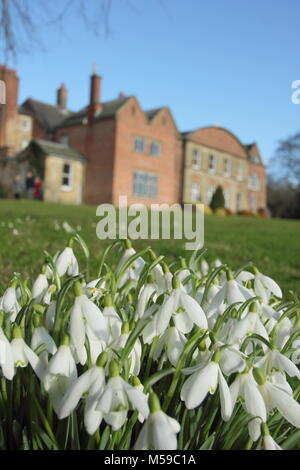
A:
56 96 133 128
19 139 86 162
144 108 164 121
19 98 74 131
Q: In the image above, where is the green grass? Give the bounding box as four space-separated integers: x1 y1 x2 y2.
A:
0 199 299 295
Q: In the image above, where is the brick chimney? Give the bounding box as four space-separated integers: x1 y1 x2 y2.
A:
57 83 68 109
88 64 102 123
0 65 19 149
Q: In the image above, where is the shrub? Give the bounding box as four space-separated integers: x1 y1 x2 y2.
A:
210 186 225 211
214 208 227 216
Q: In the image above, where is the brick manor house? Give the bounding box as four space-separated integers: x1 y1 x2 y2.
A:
0 65 266 212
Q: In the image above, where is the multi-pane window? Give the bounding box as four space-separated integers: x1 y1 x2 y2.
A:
192 149 201 169
134 136 145 153
133 171 158 198
150 141 161 157
60 134 69 145
237 162 244 181
249 172 260 190
62 163 72 188
208 154 217 173
224 189 231 209
191 182 201 202
207 185 215 204
236 192 242 212
250 194 257 213
223 158 231 177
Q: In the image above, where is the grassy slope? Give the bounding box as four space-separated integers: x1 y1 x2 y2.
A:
0 199 299 295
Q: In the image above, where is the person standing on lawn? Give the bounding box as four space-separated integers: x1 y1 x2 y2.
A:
33 176 43 201
25 171 35 199
14 175 22 199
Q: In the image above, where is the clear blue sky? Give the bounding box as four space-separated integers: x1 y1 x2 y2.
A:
6 0 300 166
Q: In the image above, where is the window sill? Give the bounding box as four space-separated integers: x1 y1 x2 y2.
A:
61 185 72 192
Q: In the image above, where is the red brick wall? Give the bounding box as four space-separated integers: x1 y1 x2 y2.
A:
55 119 116 204
113 98 182 207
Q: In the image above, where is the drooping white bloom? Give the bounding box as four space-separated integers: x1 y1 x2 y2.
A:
256 435 282 450
134 394 180 450
228 304 269 345
181 351 232 421
117 244 145 288
43 339 77 414
0 285 21 322
102 294 122 342
58 353 107 435
256 349 300 379
70 283 109 365
96 362 149 431
209 273 252 312
32 273 48 302
11 326 44 380
55 246 79 277
31 325 57 364
154 326 187 367
0 326 14 380
153 276 208 337
135 276 157 319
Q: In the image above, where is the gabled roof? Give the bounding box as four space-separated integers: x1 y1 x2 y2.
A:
19 98 74 132
56 96 133 128
144 108 164 121
18 139 86 162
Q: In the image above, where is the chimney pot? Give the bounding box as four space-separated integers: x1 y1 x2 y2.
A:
57 83 68 109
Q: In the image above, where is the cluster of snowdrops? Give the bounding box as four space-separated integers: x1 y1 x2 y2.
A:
0 234 300 450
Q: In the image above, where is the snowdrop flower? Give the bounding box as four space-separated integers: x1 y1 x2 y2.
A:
209 270 253 312
0 314 14 380
134 393 180 450
257 434 282 450
256 348 300 379
11 325 44 380
153 276 208 337
0 282 20 322
58 352 107 434
253 367 300 429
96 360 149 431
117 240 145 287
109 322 142 375
102 294 122 341
230 369 267 440
252 267 282 303
228 302 269 345
32 267 49 302
135 275 157 319
181 349 232 421
55 242 79 277
30 315 57 364
154 326 187 367
43 336 77 414
70 282 109 365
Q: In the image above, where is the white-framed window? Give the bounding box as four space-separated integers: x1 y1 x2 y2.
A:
61 163 72 190
133 171 158 198
207 185 216 204
223 158 232 177
250 194 257 213
191 182 201 202
60 134 69 145
150 141 161 157
21 118 31 131
224 189 231 209
237 162 244 181
134 136 145 153
192 148 201 169
249 172 260 190
236 192 242 212
208 153 217 173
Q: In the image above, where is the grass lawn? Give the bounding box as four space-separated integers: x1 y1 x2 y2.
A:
0 198 299 295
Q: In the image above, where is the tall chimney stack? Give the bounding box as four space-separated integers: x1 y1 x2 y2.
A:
57 83 68 110
88 64 102 123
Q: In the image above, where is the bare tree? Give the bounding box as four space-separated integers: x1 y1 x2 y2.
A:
0 0 115 59
272 132 300 187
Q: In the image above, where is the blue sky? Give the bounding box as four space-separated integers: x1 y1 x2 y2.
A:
6 0 300 165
